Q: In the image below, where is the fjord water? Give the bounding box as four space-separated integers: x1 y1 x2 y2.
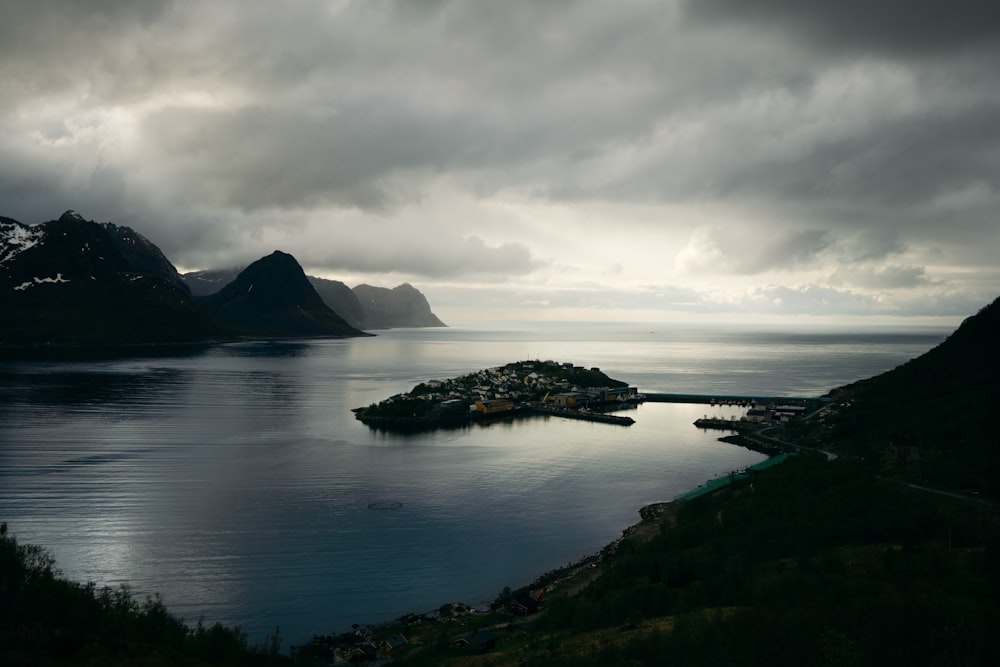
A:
0 322 948 644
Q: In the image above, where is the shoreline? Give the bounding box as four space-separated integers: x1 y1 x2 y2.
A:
343 426 787 630
515 500 681 601
295 434 796 659
511 442 786 605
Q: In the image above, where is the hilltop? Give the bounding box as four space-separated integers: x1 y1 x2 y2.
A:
827 294 1000 496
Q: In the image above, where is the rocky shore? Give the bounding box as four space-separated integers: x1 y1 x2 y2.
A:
292 498 682 663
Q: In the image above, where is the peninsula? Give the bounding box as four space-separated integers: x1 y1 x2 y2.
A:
353 360 641 430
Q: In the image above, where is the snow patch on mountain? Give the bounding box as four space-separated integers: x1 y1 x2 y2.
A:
1 220 46 265
13 273 71 291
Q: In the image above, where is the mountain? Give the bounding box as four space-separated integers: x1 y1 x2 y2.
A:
182 270 446 330
308 276 366 329
352 283 447 329
2 210 131 283
1 212 370 346
0 211 224 346
829 294 1000 495
102 221 190 294
198 251 368 338
183 267 242 297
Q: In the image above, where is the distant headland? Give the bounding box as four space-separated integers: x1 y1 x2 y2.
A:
352 360 642 431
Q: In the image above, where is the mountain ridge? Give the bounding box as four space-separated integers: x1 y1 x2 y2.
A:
182 269 446 330
0 212 369 346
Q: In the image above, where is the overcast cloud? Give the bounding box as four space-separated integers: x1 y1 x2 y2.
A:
2 0 997 324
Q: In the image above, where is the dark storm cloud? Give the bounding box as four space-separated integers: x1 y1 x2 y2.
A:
307 235 542 279
0 1 174 99
829 265 937 290
684 0 1000 57
140 103 470 211
728 103 1000 210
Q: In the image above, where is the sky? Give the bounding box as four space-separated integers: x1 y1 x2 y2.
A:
2 1 998 326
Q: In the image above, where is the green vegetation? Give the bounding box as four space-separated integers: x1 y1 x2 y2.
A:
828 297 1000 496
0 522 289 666
395 455 999 666
533 455 998 665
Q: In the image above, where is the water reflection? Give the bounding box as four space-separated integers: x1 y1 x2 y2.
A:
0 367 190 408
218 340 319 359
0 343 215 363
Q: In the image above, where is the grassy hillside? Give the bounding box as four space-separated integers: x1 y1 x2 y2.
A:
829 295 1000 495
0 523 289 667
384 455 999 666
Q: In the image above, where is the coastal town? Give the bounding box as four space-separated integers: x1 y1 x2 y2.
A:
352 359 824 433
352 359 643 429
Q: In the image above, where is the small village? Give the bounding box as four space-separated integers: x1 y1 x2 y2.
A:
353 359 643 429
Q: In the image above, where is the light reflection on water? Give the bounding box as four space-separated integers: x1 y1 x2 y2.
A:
0 324 947 643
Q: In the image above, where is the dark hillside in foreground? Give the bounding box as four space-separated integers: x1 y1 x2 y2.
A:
829 295 1000 495
518 455 1000 667
0 522 289 666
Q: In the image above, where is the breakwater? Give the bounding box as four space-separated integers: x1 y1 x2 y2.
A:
645 393 764 405
530 407 635 425
693 417 749 431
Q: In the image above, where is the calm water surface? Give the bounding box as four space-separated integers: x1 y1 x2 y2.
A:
0 323 948 644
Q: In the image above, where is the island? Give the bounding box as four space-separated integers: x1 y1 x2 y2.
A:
352 359 642 431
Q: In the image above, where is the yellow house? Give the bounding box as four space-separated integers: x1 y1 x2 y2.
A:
475 399 514 414
551 393 583 407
